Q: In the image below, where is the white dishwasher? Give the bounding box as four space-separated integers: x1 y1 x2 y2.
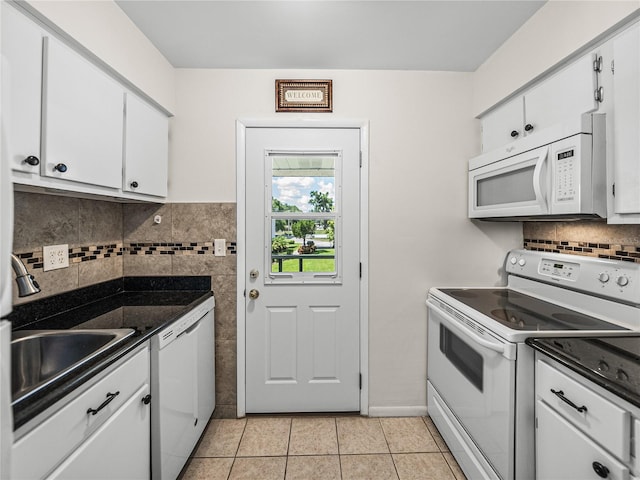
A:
151 296 215 480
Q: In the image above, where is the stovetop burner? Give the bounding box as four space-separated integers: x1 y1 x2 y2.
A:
440 288 627 333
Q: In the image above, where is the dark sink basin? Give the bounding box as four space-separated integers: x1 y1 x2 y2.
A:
11 329 134 403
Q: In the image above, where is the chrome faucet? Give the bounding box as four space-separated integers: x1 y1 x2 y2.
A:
11 254 41 297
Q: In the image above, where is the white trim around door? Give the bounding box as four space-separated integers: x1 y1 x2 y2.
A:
236 118 369 417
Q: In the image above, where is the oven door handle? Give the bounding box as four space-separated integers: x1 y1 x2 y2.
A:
428 301 516 361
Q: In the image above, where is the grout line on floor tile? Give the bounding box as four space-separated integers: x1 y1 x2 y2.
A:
379 420 402 480
234 419 249 458
443 452 460 480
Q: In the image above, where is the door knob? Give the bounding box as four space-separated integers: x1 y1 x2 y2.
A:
249 289 260 300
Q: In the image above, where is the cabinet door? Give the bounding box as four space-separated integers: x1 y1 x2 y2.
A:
42 37 123 189
1 3 44 174
480 96 524 152
612 23 640 215
47 384 150 480
124 94 168 197
536 400 628 480
525 54 598 135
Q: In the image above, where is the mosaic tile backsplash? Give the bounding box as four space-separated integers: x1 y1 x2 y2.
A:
523 221 640 263
12 192 238 418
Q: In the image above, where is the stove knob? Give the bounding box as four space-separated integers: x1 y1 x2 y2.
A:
597 361 609 372
598 273 610 283
616 276 629 287
510 257 517 265
518 258 526 267
616 369 629 382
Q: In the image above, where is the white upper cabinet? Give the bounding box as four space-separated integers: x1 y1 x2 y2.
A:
124 94 169 198
1 3 45 175
525 54 599 134
481 52 600 153
42 37 124 190
611 22 640 216
481 96 523 151
1 4 170 202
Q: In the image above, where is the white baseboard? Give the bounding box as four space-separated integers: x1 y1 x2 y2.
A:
367 406 428 417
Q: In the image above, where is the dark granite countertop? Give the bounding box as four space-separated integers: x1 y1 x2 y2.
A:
526 336 640 409
5 276 213 430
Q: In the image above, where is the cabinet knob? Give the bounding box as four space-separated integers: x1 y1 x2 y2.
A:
510 130 519 138
141 394 151 405
524 123 534 132
54 163 68 173
130 181 139 189
24 156 40 166
592 461 609 478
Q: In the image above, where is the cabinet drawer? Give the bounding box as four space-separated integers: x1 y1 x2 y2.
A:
537 359 630 461
12 346 149 480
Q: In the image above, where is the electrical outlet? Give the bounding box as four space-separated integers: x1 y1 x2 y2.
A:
43 244 69 271
214 239 226 257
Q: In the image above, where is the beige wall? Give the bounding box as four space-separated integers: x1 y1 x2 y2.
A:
24 0 176 112
171 69 522 411
473 0 640 116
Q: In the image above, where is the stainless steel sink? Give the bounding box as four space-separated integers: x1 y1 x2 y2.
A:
11 329 135 402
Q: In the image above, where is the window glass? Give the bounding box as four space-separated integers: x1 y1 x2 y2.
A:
269 153 339 280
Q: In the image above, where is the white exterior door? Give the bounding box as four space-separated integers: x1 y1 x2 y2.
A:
244 127 361 413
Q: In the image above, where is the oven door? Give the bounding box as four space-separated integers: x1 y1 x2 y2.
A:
427 300 516 480
469 145 549 218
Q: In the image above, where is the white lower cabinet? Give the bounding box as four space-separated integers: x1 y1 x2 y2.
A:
535 356 638 480
47 384 150 480
536 400 628 480
11 345 150 480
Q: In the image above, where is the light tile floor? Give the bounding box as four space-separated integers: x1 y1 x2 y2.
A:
179 416 467 480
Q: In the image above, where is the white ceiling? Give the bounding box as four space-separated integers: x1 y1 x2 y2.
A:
115 0 546 71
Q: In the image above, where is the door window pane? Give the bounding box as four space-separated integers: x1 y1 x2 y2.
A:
272 155 335 213
268 152 340 282
271 219 336 273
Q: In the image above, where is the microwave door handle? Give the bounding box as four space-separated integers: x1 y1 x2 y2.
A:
533 146 549 209
428 301 516 360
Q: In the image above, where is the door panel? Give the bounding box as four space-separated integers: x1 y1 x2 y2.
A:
265 307 297 382
245 127 360 413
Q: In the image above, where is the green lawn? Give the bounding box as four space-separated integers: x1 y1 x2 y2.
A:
272 248 335 273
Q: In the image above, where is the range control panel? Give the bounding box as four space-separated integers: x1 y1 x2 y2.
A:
539 258 580 281
506 249 640 304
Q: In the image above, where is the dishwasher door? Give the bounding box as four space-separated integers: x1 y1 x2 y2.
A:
151 302 216 480
153 324 197 480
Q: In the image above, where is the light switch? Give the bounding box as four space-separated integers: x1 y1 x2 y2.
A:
214 239 226 257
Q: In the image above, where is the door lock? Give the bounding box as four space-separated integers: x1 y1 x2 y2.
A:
249 289 260 300
250 269 259 279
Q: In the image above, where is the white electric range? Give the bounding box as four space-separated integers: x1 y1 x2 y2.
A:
426 249 640 480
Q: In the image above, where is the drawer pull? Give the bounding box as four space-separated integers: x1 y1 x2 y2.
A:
592 461 609 478
87 391 120 416
550 388 587 413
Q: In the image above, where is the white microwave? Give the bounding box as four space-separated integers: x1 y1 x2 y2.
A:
468 114 606 220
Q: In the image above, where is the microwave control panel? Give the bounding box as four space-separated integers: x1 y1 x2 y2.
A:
555 149 577 202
